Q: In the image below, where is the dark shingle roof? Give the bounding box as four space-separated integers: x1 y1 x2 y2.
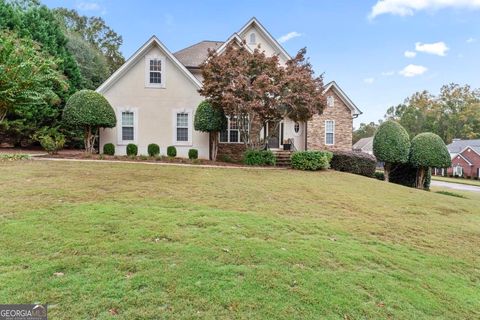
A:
447 139 480 153
353 137 373 152
174 40 224 68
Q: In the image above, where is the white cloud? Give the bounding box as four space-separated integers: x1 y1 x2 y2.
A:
404 50 417 58
381 70 395 76
415 42 449 56
369 0 480 19
77 1 101 11
467 37 476 43
364 77 375 84
277 31 302 44
399 64 428 77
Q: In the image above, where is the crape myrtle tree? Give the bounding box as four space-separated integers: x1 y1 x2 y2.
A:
199 43 325 149
62 90 116 153
373 120 411 182
0 30 67 124
409 132 451 189
194 101 227 160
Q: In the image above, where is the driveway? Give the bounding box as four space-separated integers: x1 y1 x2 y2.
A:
431 180 480 193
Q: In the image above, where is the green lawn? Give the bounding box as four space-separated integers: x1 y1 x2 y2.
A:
0 160 479 319
432 175 480 187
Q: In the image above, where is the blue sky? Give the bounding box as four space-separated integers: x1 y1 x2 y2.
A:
44 0 480 127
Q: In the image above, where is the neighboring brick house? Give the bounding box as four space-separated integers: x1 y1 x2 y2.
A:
97 17 362 159
434 139 480 178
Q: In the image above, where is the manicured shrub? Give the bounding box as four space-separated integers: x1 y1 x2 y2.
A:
291 151 332 171
167 146 177 157
188 149 198 160
389 163 431 190
103 143 115 156
63 90 116 153
126 143 138 156
243 149 276 166
330 151 377 177
374 171 385 181
34 128 65 155
373 120 411 181
148 143 160 157
409 133 451 189
194 101 227 160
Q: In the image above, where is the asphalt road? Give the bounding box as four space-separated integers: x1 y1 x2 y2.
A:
431 180 480 193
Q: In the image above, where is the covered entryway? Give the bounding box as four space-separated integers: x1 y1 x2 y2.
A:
267 121 281 149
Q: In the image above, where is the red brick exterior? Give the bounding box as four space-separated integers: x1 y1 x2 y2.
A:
307 88 354 151
217 143 246 162
446 148 480 178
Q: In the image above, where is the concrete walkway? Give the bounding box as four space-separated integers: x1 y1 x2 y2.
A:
431 180 480 193
32 156 288 170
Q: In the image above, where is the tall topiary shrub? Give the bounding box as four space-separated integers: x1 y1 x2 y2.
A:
63 90 116 153
194 101 227 161
148 144 160 157
409 133 451 189
373 120 410 182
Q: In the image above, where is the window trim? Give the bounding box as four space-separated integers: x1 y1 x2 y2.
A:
117 107 138 146
145 55 166 88
172 109 193 146
325 120 335 146
249 32 256 44
292 121 302 137
219 116 247 144
327 95 335 108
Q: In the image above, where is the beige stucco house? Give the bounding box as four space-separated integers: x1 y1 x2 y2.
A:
97 17 362 159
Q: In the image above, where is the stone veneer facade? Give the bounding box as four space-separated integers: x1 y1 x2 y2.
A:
307 88 354 152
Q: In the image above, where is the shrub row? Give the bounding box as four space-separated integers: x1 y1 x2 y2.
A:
102 143 198 159
291 151 332 171
243 149 276 166
330 151 377 177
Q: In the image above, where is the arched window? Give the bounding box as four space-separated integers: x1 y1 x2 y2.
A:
249 33 256 44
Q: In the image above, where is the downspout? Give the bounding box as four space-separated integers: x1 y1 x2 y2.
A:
305 121 308 151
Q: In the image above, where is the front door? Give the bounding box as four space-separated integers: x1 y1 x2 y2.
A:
267 122 280 149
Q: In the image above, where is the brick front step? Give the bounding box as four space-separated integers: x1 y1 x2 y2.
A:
273 150 292 167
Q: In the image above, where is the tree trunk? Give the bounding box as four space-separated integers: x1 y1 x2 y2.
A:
211 132 219 161
84 126 97 154
416 167 426 189
384 162 391 182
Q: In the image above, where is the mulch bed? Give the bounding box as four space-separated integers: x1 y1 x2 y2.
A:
36 150 251 167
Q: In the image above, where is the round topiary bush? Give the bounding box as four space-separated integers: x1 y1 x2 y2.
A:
148 143 160 157
373 120 410 181
126 143 138 156
194 101 227 160
63 90 116 153
103 143 115 156
409 132 451 189
167 146 177 157
188 149 198 160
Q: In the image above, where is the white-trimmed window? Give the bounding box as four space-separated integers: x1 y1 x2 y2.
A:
220 116 248 143
454 165 463 177
249 33 256 44
118 108 138 145
145 55 165 88
293 122 302 136
327 95 334 107
325 120 335 145
173 109 192 145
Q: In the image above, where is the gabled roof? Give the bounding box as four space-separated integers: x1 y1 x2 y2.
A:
236 17 291 61
215 33 254 55
458 145 480 158
353 137 373 151
174 40 224 68
97 36 202 93
324 81 362 116
447 139 480 154
453 153 473 166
